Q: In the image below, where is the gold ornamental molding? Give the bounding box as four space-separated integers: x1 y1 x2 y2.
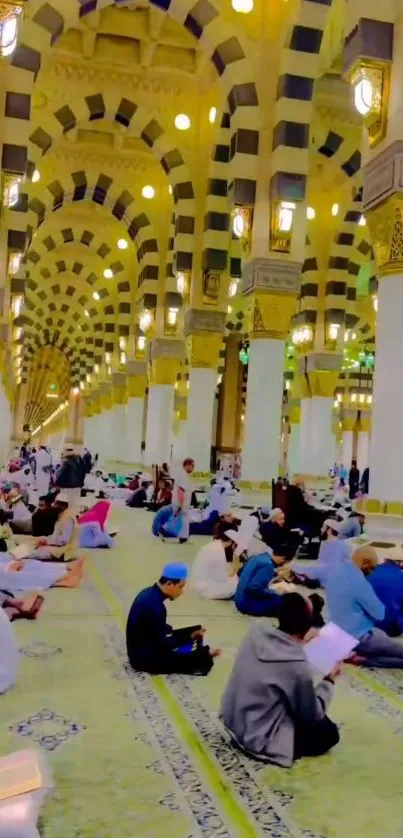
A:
45 56 195 98
363 141 403 276
0 1 24 21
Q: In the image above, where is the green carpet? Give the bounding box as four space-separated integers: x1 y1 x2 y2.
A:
2 506 403 837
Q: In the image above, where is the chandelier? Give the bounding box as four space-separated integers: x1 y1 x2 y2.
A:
0 1 25 58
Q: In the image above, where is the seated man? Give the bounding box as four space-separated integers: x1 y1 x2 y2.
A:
31 494 59 537
126 482 148 508
0 607 19 694
220 593 340 766
126 562 220 675
367 552 403 637
259 507 303 560
23 494 77 562
190 521 239 599
338 511 365 539
326 545 403 667
145 479 172 512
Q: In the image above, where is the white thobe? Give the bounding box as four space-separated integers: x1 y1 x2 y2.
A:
35 449 52 496
190 541 238 599
0 608 19 694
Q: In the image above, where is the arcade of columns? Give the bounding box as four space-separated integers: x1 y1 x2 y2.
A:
0 0 402 505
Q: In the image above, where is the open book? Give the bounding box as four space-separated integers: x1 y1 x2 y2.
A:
304 622 358 677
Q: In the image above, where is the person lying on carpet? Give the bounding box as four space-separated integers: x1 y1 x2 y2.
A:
326 545 403 667
220 592 340 767
0 606 19 695
126 562 221 675
190 521 240 599
0 552 86 594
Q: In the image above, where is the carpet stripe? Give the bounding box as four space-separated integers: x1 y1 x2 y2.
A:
87 561 259 838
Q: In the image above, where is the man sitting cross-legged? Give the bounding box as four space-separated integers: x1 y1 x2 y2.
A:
326 545 403 667
220 593 340 767
126 562 220 675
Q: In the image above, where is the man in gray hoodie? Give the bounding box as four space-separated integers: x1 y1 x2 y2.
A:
220 593 340 767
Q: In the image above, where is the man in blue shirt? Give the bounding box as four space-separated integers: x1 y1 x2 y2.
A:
235 551 283 617
326 546 403 667
126 562 220 675
367 555 403 637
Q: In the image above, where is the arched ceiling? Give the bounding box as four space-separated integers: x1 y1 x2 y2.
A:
1 0 378 428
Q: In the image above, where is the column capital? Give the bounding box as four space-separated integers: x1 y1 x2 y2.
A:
184 308 226 336
242 258 301 340
364 141 403 275
149 338 184 362
297 352 343 376
343 409 358 432
127 359 147 399
242 257 301 297
100 383 112 410
112 372 127 405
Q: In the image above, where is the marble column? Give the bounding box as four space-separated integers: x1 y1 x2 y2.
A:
367 273 403 501
109 373 127 463
288 406 301 476
97 385 113 465
126 361 147 466
185 310 225 473
356 415 370 475
65 391 84 449
0 376 11 465
364 140 403 502
242 258 300 482
297 361 340 477
342 432 354 469
145 339 183 466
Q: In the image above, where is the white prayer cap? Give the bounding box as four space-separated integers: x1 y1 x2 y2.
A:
225 517 259 555
56 493 69 504
322 518 341 534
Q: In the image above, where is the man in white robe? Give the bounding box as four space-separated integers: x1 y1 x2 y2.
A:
191 526 238 599
35 446 52 497
0 607 19 694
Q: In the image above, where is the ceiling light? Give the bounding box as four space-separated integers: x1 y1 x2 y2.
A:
278 201 295 233
72 387 80 396
105 352 111 364
177 272 186 294
307 206 315 220
354 78 373 116
141 185 155 199
168 185 173 195
359 214 366 226
103 268 113 279
137 336 146 352
167 307 178 326
94 364 99 374
232 209 245 239
331 203 339 216
229 280 238 297
139 309 152 332
231 0 253 11
32 169 41 183
120 351 126 365
174 113 191 131
209 106 217 124
92 291 100 301
119 337 126 351
117 238 128 250
0 12 21 58
84 310 89 317
80 381 84 391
